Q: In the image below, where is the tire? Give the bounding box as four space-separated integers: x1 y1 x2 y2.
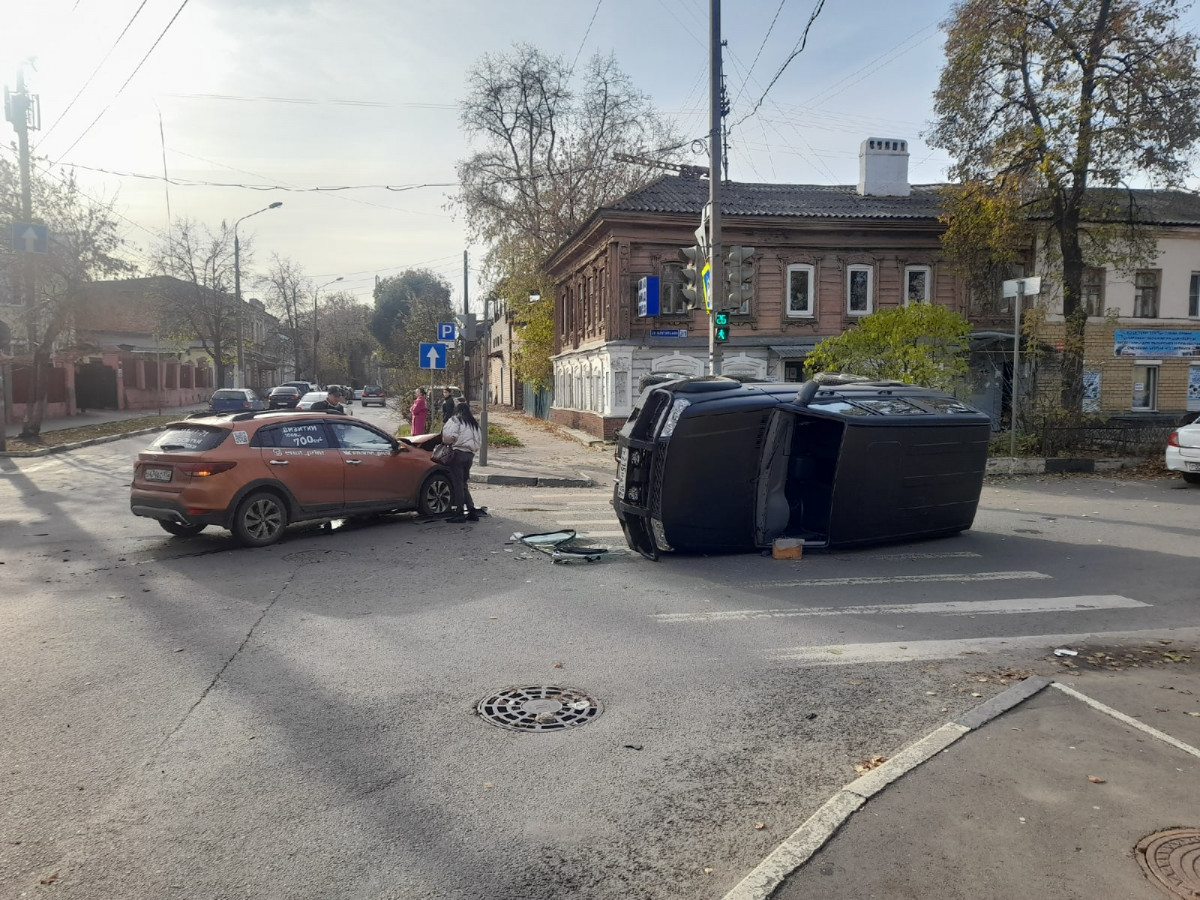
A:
232 490 289 546
418 473 453 517
158 520 207 537
1183 473 1200 485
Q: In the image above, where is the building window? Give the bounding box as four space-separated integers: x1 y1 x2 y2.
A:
1131 363 1159 411
1082 267 1106 317
786 264 815 318
846 265 873 316
1189 273 1200 317
904 266 931 304
659 262 688 315
1134 270 1159 318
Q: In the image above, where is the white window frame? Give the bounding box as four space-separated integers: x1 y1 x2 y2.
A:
786 264 816 318
904 266 931 305
846 264 874 316
1189 272 1200 318
1131 361 1161 412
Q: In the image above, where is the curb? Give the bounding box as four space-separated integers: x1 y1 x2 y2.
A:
985 457 1141 475
470 472 595 488
721 676 1053 900
0 425 166 458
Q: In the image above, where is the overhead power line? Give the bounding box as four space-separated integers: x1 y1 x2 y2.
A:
52 0 192 165
39 0 152 143
733 0 827 131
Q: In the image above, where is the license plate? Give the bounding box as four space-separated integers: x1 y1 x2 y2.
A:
143 467 173 483
1187 461 1200 472
616 447 628 500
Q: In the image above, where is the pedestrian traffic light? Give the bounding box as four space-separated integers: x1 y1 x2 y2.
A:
725 245 755 308
714 309 730 343
679 244 705 310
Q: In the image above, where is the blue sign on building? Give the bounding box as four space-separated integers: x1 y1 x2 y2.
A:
650 329 687 339
419 342 447 369
637 276 660 317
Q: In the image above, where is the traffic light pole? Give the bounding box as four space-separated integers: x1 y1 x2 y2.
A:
708 0 723 377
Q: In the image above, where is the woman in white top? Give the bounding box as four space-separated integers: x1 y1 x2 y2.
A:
440 399 482 522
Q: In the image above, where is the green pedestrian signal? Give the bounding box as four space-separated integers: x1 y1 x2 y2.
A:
714 310 730 343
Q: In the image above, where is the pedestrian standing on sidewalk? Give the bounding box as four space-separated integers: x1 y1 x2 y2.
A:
441 400 482 522
440 387 455 425
409 387 428 435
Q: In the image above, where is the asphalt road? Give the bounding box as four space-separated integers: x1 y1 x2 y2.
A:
2 423 1199 899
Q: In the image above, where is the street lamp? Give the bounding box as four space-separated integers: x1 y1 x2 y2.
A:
312 276 342 386
233 201 282 387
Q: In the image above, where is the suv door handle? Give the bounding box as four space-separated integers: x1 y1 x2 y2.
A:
345 459 362 465
269 460 289 466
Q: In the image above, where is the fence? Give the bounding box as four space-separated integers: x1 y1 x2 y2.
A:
1031 416 1182 458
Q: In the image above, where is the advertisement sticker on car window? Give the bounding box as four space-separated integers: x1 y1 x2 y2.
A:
233 430 249 445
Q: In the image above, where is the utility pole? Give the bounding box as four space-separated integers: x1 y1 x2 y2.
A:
708 0 724 377
463 249 470 400
6 68 39 439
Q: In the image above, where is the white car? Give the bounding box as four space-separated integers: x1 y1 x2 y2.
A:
297 391 329 410
1165 419 1200 484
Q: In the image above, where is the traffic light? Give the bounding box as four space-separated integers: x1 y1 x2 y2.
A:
725 245 755 308
679 244 705 310
714 310 730 343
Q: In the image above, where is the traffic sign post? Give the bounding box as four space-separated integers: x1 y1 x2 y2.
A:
1001 277 1042 469
10 222 48 254
419 342 447 370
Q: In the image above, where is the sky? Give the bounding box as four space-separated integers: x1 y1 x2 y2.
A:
7 0 1200 316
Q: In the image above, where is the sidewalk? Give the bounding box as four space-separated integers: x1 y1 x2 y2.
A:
4 405 206 440
725 648 1200 900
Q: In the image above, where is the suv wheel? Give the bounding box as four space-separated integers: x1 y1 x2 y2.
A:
158 520 207 537
418 473 453 516
233 491 288 546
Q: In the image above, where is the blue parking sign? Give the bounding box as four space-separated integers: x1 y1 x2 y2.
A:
419 342 447 369
437 321 458 342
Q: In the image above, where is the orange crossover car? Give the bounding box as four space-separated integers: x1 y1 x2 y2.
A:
130 410 454 546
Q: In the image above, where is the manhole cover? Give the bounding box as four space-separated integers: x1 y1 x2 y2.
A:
1136 828 1200 899
476 686 602 732
283 549 350 564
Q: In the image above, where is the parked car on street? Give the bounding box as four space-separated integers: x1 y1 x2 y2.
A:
1166 419 1200 484
281 380 317 395
353 388 364 401
209 388 265 413
297 391 330 410
361 385 387 407
266 386 302 409
130 410 454 545
613 375 992 558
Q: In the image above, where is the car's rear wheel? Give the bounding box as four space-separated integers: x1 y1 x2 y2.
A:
1182 472 1200 484
158 520 207 537
232 491 288 546
418 473 453 516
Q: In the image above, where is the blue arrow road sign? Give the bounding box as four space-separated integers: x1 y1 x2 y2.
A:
419 342 447 370
437 321 458 342
11 222 48 254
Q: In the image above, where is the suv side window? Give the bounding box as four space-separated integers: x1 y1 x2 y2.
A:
254 422 332 449
329 421 392 451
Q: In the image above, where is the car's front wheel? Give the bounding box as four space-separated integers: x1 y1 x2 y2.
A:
158 520 207 537
418 473 453 516
232 491 288 546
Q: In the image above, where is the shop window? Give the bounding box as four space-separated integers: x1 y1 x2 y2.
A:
904 266 931 305
1134 270 1159 318
659 262 689 315
786 264 815 318
1189 273 1200 317
1082 267 1106 317
1131 363 1159 411
846 265 873 316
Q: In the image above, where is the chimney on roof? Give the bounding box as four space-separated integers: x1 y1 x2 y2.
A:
858 137 910 197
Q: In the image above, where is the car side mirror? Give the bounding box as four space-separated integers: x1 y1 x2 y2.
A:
391 440 407 454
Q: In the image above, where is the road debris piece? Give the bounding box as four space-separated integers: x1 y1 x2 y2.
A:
1087 775 1106 784
1053 648 1079 657
854 755 889 776
512 529 611 564
772 538 803 560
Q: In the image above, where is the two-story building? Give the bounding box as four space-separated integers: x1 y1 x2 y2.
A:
544 138 968 439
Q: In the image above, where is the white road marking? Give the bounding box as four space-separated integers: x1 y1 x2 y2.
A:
767 629 1166 664
574 530 625 539
860 551 982 561
750 570 1051 588
1051 683 1200 760
652 595 1147 624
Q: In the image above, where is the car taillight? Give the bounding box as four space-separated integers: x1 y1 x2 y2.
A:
176 461 237 477
1169 430 1180 447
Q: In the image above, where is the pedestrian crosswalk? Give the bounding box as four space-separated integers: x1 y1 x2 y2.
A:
515 489 626 540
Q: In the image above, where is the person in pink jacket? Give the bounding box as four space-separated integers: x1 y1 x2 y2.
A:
409 387 428 435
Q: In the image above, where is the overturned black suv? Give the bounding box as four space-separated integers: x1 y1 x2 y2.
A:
613 375 991 559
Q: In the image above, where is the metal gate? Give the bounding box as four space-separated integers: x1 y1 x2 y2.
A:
75 361 118 409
